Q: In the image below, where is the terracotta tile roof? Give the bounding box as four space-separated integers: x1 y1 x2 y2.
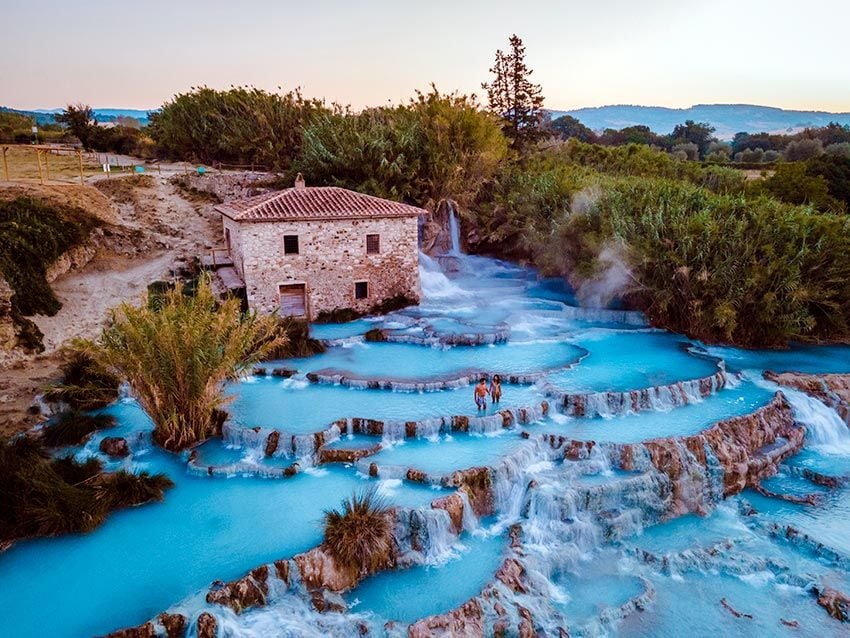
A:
215 186 425 222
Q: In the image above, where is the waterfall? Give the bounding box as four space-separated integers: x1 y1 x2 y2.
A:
780 386 850 454
448 208 461 255
418 252 469 300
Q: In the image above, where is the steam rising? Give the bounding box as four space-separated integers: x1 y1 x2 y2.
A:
575 241 632 308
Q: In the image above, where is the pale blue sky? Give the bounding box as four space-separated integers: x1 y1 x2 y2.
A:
1 0 848 111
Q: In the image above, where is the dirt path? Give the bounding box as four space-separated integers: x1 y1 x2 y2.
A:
0 173 222 436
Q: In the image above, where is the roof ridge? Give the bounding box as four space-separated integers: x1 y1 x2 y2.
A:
216 185 424 222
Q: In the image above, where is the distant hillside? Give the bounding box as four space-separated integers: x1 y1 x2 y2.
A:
0 107 153 126
548 104 850 140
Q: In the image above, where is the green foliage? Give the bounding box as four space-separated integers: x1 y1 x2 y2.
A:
784 138 824 162
548 115 597 143
671 120 716 158
40 411 115 447
88 277 286 451
262 317 326 359
540 178 850 346
0 197 101 317
471 156 587 259
43 347 121 411
0 437 172 543
150 86 326 169
323 489 394 577
598 125 668 148
295 87 507 207
806 154 850 212
554 140 745 193
56 104 96 147
757 162 844 213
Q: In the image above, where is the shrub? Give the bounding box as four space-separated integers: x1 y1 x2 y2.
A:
541 177 850 346
323 489 394 577
262 317 325 359
40 411 115 447
89 277 285 451
43 347 120 411
0 437 172 543
150 86 326 170
0 197 101 317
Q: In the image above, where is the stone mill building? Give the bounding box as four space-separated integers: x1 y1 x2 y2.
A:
214 175 423 319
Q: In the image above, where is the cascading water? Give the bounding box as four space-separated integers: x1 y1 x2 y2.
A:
447 206 461 255
5 249 850 638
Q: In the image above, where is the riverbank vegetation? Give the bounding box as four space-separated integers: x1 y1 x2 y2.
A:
85 278 284 451
39 35 850 348
0 196 104 352
0 436 172 544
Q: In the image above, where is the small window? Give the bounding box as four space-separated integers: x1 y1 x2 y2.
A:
354 281 369 300
366 233 380 254
283 235 299 255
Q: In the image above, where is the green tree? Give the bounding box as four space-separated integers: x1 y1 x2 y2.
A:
548 115 597 143
56 104 96 148
670 120 716 158
481 34 545 150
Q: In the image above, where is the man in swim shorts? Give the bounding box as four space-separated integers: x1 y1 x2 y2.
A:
474 378 488 411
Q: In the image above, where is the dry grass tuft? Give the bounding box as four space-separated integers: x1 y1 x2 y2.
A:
323 489 395 578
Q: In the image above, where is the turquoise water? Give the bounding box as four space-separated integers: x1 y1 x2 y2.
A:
541 381 775 443
0 402 447 637
366 431 532 475
546 330 718 392
279 339 585 381
226 376 546 432
3 250 850 637
346 530 507 624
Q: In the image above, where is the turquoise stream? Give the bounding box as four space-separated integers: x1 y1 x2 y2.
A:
2 250 850 637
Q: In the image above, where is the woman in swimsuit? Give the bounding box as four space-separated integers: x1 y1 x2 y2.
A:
489 374 502 404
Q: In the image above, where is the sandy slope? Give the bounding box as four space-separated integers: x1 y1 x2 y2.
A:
0 173 221 436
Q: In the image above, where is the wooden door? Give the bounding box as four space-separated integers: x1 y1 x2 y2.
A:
279 284 306 317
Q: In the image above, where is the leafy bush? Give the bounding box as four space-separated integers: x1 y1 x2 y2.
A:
296 87 507 208
0 437 172 543
150 86 326 169
540 178 850 346
0 197 101 317
756 162 844 213
43 347 120 411
323 489 394 577
88 277 285 451
40 411 115 447
262 317 325 359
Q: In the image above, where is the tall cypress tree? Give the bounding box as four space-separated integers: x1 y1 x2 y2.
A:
482 35 545 150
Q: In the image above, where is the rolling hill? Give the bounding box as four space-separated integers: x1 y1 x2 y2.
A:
548 104 850 139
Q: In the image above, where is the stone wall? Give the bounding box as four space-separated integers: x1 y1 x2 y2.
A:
225 215 420 318
183 172 275 201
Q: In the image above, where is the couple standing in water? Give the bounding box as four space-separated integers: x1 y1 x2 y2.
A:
474 375 502 411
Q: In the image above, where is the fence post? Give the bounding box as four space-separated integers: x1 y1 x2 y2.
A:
44 150 51 182
1 147 8 181
77 149 84 185
35 149 44 184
